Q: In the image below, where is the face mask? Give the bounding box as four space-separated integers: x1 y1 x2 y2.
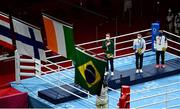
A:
138 36 141 39
106 37 110 40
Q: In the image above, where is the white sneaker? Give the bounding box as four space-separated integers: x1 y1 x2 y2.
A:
104 71 109 75
139 69 143 73
136 69 139 73
111 72 114 76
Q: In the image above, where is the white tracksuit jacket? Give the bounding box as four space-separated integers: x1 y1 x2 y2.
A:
154 35 168 51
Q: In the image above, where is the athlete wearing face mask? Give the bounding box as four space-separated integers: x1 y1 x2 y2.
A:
102 33 114 76
133 34 146 73
154 30 168 68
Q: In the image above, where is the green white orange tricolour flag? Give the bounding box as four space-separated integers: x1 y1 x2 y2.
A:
42 14 75 60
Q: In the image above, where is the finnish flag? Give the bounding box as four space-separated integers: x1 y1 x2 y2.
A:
12 18 46 61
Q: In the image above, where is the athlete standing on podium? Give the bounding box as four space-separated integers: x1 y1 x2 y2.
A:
133 34 146 73
154 30 168 68
102 33 114 76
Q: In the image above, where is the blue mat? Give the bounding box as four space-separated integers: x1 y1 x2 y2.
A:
108 58 180 89
11 51 180 108
37 52 180 105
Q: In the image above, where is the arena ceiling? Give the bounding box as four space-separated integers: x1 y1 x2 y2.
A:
0 0 180 44
1 0 179 26
0 0 114 26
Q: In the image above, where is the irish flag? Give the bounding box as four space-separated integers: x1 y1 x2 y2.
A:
42 14 75 60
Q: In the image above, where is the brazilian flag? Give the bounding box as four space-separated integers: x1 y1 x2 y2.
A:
75 48 106 95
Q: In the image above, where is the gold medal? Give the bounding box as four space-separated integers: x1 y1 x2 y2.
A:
138 48 142 54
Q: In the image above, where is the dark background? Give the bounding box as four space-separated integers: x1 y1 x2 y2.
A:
0 0 180 44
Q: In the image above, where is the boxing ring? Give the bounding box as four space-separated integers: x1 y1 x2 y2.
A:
11 29 180 108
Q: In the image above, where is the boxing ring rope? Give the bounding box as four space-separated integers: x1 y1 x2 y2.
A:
168 45 180 52
131 89 180 103
127 81 180 108
44 49 74 68
14 28 180 108
76 29 179 61
85 35 151 52
42 57 119 107
115 49 152 58
36 75 95 105
115 42 151 51
131 81 180 94
45 60 72 67
77 29 152 58
0 53 8 61
37 73 117 108
40 29 153 75
0 54 14 61
75 29 180 108
163 30 180 38
46 54 62 60
44 55 121 102
163 30 180 57
45 47 120 95
44 55 121 95
15 50 42 83
15 52 104 107
115 35 151 45
135 97 180 109
38 29 153 105
15 50 118 108
76 29 151 46
39 29 157 96
128 30 179 108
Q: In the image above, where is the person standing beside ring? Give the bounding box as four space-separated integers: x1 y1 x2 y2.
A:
154 30 168 68
133 34 146 73
174 12 180 35
102 33 114 76
96 79 108 109
166 8 174 33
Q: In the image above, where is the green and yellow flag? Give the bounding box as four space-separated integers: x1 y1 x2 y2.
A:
75 48 106 95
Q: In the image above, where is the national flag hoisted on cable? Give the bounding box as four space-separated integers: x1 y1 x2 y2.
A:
42 14 75 60
0 12 13 49
12 17 46 61
75 47 106 95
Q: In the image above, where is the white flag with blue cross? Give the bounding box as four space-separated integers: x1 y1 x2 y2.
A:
12 18 46 61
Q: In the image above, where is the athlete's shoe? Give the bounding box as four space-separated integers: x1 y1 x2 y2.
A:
104 71 109 75
155 64 160 68
139 69 143 73
161 64 166 68
136 69 139 73
111 72 114 76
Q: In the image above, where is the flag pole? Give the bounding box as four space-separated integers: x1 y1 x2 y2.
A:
9 12 16 52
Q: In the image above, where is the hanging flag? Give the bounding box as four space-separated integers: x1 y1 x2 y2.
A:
42 14 75 60
0 12 13 49
75 47 106 95
12 18 46 61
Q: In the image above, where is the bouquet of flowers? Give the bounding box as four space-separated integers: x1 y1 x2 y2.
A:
106 53 113 58
162 47 167 51
138 48 142 54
